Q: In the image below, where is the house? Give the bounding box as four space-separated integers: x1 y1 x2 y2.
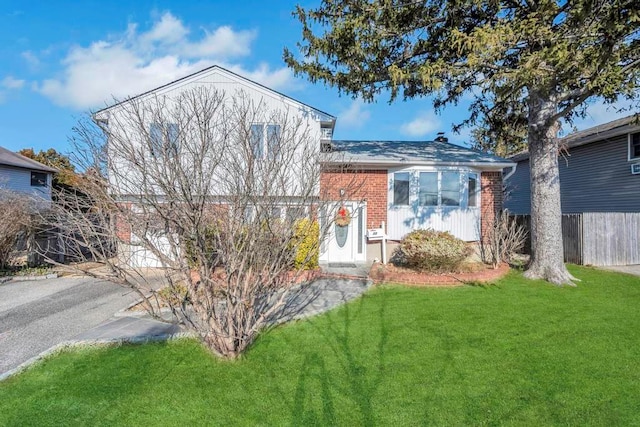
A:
319 139 515 263
505 114 640 214
95 65 514 267
0 146 57 202
504 114 640 266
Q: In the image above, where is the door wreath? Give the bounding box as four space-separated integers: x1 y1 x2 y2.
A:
335 205 351 227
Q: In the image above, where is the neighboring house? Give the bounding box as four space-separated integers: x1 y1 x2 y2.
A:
95 65 514 267
505 114 640 214
504 114 640 266
0 146 57 202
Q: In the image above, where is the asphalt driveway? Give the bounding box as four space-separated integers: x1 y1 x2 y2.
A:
0 276 138 376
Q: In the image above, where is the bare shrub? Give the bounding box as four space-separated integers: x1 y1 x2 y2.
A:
0 191 34 269
480 210 528 269
46 87 360 358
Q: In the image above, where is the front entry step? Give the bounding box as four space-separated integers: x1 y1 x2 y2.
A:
321 262 371 278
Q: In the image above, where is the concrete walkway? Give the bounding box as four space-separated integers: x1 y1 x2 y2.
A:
600 265 640 277
1 276 371 380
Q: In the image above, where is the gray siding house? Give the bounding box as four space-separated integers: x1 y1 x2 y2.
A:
505 114 640 214
0 146 57 202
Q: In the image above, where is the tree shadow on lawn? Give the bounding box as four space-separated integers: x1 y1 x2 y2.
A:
289 292 390 426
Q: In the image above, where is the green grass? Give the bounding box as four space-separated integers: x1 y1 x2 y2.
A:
2 265 640 426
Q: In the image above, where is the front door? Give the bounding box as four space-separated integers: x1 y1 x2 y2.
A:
323 201 366 264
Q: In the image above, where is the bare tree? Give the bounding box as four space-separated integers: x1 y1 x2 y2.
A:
47 87 361 358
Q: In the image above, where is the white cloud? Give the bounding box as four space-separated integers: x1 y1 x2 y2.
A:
21 50 40 69
34 12 295 109
337 99 370 129
400 111 442 137
1 76 25 90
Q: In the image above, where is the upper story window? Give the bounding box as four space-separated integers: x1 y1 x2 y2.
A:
31 171 47 187
150 122 179 156
251 123 281 159
630 133 640 160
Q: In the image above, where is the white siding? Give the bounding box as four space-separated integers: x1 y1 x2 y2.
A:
0 165 52 201
387 206 480 241
100 67 327 198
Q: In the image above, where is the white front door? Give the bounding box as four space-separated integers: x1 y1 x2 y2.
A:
322 201 366 264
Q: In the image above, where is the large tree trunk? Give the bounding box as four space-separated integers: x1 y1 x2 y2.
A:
524 93 577 286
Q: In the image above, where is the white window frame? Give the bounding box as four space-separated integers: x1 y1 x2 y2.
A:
392 172 411 206
628 133 640 161
250 123 281 159
149 122 179 156
467 172 480 208
389 167 479 209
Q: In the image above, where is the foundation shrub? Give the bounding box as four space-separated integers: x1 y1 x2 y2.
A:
291 219 319 270
397 229 472 273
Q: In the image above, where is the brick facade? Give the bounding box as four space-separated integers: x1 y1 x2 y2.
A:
115 203 132 243
320 169 387 229
480 171 503 241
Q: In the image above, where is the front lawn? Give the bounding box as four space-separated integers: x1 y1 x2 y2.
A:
1 266 639 425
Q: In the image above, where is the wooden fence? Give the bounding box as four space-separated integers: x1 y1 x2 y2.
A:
512 212 640 266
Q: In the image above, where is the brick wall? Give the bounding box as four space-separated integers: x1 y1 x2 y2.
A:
320 169 388 229
115 203 132 243
480 171 503 241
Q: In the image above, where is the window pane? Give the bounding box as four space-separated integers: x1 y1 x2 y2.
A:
393 172 410 205
150 122 162 156
468 175 478 207
633 133 640 158
418 172 438 206
168 123 179 153
30 172 47 187
441 172 460 206
271 207 282 219
250 124 263 158
267 124 281 158
286 206 305 223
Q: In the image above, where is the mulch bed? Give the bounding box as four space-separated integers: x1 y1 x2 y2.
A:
369 262 510 286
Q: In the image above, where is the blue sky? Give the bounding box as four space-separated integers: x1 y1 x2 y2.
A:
0 0 634 155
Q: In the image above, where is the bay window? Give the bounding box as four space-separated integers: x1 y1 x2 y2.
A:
392 170 478 208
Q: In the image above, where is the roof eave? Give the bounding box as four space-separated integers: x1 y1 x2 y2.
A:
94 65 336 120
321 158 516 170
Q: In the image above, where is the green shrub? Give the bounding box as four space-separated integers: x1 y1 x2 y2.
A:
156 283 189 307
396 229 472 272
291 219 319 270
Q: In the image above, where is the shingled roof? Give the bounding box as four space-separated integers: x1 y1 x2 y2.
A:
510 113 640 162
322 140 514 169
0 146 58 173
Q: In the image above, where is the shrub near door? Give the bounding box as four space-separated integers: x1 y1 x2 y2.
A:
396 229 472 273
